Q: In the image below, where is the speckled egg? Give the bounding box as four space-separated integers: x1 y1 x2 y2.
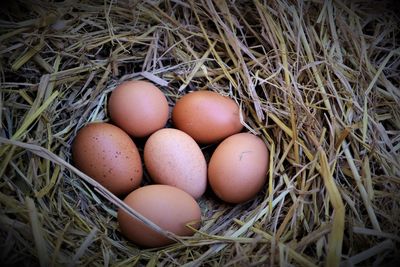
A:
208 133 269 203
108 80 169 138
172 90 243 144
72 122 142 196
144 128 207 198
118 184 201 247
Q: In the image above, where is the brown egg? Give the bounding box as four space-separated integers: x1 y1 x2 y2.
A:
208 133 269 203
118 184 201 247
144 128 207 198
72 122 142 196
108 80 169 138
172 91 243 144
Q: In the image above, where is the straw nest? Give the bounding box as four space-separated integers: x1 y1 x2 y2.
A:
1 0 399 266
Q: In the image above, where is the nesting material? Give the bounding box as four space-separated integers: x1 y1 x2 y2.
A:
0 0 399 266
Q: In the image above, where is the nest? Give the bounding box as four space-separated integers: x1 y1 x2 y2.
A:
1 0 399 266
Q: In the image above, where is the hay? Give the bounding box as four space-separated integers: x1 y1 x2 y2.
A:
1 0 399 266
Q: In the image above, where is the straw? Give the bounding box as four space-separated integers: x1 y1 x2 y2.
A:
1 0 399 266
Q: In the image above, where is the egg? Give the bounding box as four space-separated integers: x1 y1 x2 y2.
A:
72 122 142 196
118 184 201 247
108 80 169 138
208 133 269 203
144 128 207 198
172 90 243 144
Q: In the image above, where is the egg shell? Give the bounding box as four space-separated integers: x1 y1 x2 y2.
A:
72 122 142 196
118 184 201 247
108 80 169 138
208 133 269 203
144 128 207 198
172 90 243 144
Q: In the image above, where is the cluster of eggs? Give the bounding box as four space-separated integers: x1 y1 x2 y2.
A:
71 80 270 247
